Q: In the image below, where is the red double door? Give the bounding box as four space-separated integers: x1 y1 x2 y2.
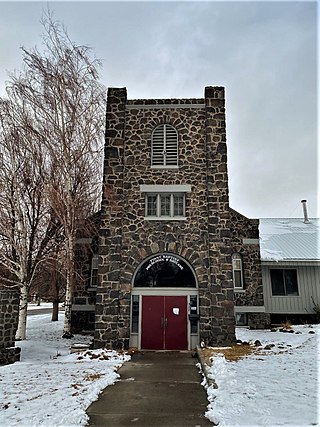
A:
141 296 188 350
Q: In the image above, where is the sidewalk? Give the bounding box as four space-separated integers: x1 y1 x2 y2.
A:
87 351 213 426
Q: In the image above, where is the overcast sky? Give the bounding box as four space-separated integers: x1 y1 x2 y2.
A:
0 0 317 218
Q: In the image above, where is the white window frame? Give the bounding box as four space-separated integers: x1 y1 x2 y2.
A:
145 193 186 220
151 124 178 169
89 255 99 288
141 185 191 221
235 312 248 326
232 253 244 289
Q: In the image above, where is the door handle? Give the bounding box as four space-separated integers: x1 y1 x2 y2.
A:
160 317 168 328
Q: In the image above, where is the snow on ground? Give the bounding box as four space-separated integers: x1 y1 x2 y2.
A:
0 313 130 427
1 311 319 427
204 325 320 426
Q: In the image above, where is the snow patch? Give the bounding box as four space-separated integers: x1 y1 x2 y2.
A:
0 313 130 427
204 325 320 426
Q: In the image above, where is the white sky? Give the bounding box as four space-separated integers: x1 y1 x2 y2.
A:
0 0 317 218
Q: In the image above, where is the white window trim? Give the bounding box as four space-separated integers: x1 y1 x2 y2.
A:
234 306 266 313
126 103 205 110
140 184 191 193
235 312 248 326
242 238 260 245
144 193 186 220
151 165 179 170
232 253 244 289
89 255 98 289
146 216 187 221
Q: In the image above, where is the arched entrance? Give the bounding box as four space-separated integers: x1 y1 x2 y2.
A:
130 253 199 350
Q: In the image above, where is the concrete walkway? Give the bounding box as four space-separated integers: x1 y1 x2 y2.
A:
87 351 213 426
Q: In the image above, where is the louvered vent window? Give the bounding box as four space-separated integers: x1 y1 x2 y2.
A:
152 124 178 167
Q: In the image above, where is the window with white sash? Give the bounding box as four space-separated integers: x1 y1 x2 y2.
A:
89 255 98 288
141 185 190 221
145 193 185 219
232 253 244 289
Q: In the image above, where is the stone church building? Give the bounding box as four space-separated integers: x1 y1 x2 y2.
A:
72 86 268 351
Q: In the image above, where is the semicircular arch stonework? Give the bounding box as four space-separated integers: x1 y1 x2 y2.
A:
132 251 198 288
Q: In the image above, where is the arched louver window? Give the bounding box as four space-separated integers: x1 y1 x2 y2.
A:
152 124 178 167
232 253 244 289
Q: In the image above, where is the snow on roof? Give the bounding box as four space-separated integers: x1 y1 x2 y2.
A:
259 218 320 262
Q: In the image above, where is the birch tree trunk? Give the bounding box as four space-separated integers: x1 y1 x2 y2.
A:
63 234 74 336
16 283 29 340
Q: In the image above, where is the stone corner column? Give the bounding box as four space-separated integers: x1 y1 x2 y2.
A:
94 87 128 349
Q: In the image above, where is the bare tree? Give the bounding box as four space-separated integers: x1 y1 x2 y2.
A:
0 98 61 339
30 250 66 321
8 11 105 336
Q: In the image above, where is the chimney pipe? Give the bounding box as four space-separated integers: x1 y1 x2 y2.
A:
301 200 310 224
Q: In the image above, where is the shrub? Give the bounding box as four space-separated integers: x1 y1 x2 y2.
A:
281 320 292 330
311 296 320 323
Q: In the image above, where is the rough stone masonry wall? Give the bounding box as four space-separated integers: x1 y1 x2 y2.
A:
94 86 237 349
94 88 127 349
229 209 270 328
204 87 235 344
0 289 21 365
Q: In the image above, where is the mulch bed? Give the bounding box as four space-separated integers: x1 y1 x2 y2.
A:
200 343 257 364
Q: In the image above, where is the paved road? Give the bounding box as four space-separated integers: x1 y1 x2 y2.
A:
27 307 64 316
27 307 53 316
87 351 213 427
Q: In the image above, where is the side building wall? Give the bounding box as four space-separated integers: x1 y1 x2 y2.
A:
262 261 320 318
229 209 270 328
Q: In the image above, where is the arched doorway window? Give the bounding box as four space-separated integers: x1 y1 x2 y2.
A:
133 253 197 288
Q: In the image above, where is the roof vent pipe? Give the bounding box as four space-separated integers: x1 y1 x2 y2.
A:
301 199 310 224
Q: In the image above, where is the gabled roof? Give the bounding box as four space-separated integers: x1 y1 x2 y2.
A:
259 218 320 262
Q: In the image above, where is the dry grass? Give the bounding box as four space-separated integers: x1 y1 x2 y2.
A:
281 320 292 330
200 343 257 364
84 373 104 381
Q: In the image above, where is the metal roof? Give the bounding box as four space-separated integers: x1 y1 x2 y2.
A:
259 218 320 262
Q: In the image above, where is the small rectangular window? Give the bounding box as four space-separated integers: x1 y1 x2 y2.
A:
174 194 184 216
270 269 285 295
233 270 243 288
89 255 99 288
160 194 171 216
131 295 140 333
284 270 299 295
233 260 241 270
189 295 198 333
146 195 157 216
236 313 248 326
232 254 244 289
270 269 299 296
145 193 186 219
